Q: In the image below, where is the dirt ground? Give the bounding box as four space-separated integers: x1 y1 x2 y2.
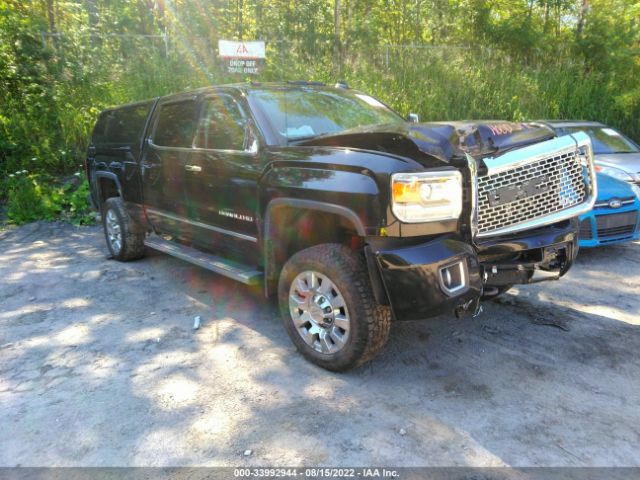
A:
0 221 639 467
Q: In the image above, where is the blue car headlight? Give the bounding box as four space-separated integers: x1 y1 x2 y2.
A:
596 164 634 182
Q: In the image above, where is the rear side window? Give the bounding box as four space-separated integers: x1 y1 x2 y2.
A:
91 113 110 145
92 103 151 146
194 94 247 150
153 100 199 148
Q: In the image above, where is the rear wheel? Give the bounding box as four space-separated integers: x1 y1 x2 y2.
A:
278 244 391 372
102 197 146 261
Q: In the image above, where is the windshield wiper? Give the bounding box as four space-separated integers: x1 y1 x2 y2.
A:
287 135 319 143
287 133 335 144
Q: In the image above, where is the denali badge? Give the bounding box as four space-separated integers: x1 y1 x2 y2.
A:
218 210 254 222
487 175 550 207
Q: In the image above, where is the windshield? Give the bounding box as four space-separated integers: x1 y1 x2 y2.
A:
556 126 640 155
248 88 404 144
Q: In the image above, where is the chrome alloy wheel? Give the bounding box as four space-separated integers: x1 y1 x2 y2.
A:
105 209 122 254
288 270 351 354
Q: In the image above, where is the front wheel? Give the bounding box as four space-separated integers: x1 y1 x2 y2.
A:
278 244 391 372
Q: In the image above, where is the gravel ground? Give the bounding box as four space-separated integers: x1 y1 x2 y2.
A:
0 222 639 467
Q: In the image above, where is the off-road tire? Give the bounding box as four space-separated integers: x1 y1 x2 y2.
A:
102 197 146 261
278 243 392 372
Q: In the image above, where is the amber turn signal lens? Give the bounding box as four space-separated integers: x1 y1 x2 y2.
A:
392 180 422 203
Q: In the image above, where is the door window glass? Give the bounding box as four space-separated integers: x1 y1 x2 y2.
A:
92 103 152 146
154 100 199 148
194 95 247 150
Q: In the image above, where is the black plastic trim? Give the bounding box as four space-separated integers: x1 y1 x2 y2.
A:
263 197 368 297
364 245 390 306
93 171 123 209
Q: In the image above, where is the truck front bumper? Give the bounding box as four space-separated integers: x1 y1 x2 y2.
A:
368 220 579 321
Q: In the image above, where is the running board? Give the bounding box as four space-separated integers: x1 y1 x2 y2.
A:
144 236 263 286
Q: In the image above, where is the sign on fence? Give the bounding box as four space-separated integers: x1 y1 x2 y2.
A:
218 40 265 75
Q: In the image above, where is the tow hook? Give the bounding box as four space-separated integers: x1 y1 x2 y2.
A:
455 297 483 319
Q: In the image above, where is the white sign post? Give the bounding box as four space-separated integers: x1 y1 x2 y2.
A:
218 40 265 75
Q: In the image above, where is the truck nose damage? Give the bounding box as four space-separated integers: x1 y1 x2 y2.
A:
367 131 596 322
366 236 483 321
367 217 578 321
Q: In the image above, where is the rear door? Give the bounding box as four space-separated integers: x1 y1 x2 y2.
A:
185 91 261 261
89 102 152 222
141 97 200 239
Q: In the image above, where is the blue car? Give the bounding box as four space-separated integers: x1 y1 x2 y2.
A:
578 172 640 247
533 120 640 247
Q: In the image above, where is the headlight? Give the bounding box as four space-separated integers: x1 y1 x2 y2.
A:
631 183 640 200
596 164 634 182
391 171 463 223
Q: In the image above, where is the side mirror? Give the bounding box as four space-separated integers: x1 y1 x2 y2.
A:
247 138 259 155
245 126 260 155
407 113 420 123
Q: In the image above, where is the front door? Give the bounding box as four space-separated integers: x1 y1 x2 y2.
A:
185 92 261 262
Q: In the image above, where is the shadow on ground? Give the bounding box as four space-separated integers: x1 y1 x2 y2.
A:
0 223 639 467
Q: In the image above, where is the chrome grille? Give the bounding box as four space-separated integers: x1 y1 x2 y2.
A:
477 150 588 235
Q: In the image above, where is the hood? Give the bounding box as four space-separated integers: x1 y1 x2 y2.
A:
595 172 637 201
595 153 640 180
299 121 555 164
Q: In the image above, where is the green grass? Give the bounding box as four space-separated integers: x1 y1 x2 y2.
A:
3 173 95 226
2 45 639 225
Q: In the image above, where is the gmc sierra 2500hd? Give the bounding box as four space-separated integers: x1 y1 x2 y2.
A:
87 82 597 371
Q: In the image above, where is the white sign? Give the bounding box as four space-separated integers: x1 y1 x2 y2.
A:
218 40 265 59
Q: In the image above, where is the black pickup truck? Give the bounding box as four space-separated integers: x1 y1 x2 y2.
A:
86 82 597 371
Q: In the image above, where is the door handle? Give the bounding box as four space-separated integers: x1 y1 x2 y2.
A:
185 165 202 172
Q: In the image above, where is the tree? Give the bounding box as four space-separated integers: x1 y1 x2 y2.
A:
576 0 589 38
333 0 341 73
46 0 55 33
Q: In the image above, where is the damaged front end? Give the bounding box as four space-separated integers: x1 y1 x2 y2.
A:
369 129 597 321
